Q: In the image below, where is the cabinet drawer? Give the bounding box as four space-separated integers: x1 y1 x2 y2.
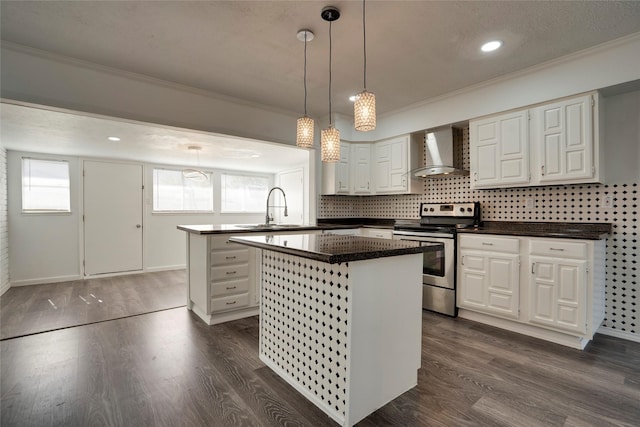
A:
211 264 249 281
211 278 249 297
529 239 587 259
210 235 245 251
211 293 249 313
211 249 249 266
362 228 393 239
459 235 519 253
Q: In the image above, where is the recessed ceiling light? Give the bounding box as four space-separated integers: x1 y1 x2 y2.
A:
107 136 121 141
250 154 260 158
481 40 502 53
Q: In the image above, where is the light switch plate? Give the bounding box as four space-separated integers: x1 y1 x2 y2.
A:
524 197 535 210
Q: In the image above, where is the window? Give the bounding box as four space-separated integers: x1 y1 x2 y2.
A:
153 168 213 212
22 158 71 212
221 174 269 213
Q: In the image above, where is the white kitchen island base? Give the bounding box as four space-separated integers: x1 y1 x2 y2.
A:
258 249 422 426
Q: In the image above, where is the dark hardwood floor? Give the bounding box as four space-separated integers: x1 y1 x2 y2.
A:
2 273 640 426
0 270 186 340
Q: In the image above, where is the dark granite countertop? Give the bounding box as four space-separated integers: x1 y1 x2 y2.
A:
177 223 358 235
229 233 442 264
457 221 612 240
317 218 396 229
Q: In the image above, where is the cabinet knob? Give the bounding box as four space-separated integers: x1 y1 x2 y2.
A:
136 224 142 229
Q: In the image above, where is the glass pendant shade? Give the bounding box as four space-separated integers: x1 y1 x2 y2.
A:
296 115 314 148
321 126 340 162
354 90 376 131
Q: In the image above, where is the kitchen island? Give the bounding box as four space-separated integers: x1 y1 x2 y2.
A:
229 233 442 427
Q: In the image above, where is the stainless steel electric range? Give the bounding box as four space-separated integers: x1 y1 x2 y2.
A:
393 202 480 316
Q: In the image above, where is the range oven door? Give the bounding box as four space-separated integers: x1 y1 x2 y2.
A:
393 231 457 316
392 231 454 289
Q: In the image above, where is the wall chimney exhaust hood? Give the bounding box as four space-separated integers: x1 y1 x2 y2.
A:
413 126 469 178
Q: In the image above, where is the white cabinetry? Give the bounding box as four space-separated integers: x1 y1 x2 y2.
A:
352 144 372 194
373 135 422 194
458 235 520 319
469 92 602 189
528 239 588 335
322 141 351 195
530 94 598 185
360 227 393 239
457 233 606 349
470 110 529 189
187 233 259 325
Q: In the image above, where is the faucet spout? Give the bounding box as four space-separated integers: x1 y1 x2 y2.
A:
265 186 288 225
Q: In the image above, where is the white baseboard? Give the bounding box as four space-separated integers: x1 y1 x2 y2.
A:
145 264 186 273
0 281 10 295
597 326 640 344
10 274 82 287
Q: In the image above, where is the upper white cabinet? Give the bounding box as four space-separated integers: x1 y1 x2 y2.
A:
470 92 602 189
530 94 597 185
373 135 422 194
322 135 421 196
352 144 372 195
470 110 530 189
322 141 351 195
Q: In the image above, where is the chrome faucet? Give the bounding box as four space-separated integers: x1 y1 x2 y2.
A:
265 186 288 225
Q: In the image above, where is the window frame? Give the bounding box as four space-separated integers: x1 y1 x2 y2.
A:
21 157 72 214
152 167 215 214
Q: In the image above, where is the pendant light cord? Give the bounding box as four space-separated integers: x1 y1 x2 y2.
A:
329 20 333 126
362 0 367 90
303 31 308 116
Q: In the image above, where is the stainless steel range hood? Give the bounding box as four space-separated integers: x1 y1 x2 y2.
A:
413 126 469 178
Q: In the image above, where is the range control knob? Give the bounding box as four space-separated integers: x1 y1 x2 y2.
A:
430 207 435 212
459 207 465 212
467 207 473 212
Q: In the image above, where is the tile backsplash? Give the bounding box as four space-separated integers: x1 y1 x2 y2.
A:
319 127 638 339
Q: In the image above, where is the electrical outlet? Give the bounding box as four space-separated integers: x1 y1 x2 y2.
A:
602 195 613 209
524 197 535 210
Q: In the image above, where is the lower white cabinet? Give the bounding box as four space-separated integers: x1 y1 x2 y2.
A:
187 233 260 325
458 235 520 319
528 239 589 335
457 234 605 349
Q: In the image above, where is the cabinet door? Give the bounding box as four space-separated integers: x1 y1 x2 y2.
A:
352 144 371 194
533 94 593 184
336 142 351 194
529 256 587 335
470 110 529 189
458 250 519 319
374 136 409 193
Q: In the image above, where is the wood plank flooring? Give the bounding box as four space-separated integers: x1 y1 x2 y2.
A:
2 273 640 426
0 270 186 339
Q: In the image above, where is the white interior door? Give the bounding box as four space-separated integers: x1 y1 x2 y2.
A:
84 160 143 275
276 169 304 224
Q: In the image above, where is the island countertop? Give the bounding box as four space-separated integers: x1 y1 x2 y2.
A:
177 223 357 235
229 233 442 264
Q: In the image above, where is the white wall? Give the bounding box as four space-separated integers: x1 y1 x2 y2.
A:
7 150 307 285
0 147 9 295
7 151 81 285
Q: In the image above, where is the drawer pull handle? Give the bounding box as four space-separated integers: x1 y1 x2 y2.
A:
550 248 564 251
226 301 237 305
482 242 494 246
541 165 545 176
226 271 236 275
225 256 237 260
226 286 237 290
461 256 465 266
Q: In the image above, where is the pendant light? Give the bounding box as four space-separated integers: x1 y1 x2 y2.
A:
182 145 208 181
354 0 376 132
321 6 340 163
296 29 314 148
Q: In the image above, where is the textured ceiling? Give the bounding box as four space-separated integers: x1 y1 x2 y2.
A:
2 1 640 117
